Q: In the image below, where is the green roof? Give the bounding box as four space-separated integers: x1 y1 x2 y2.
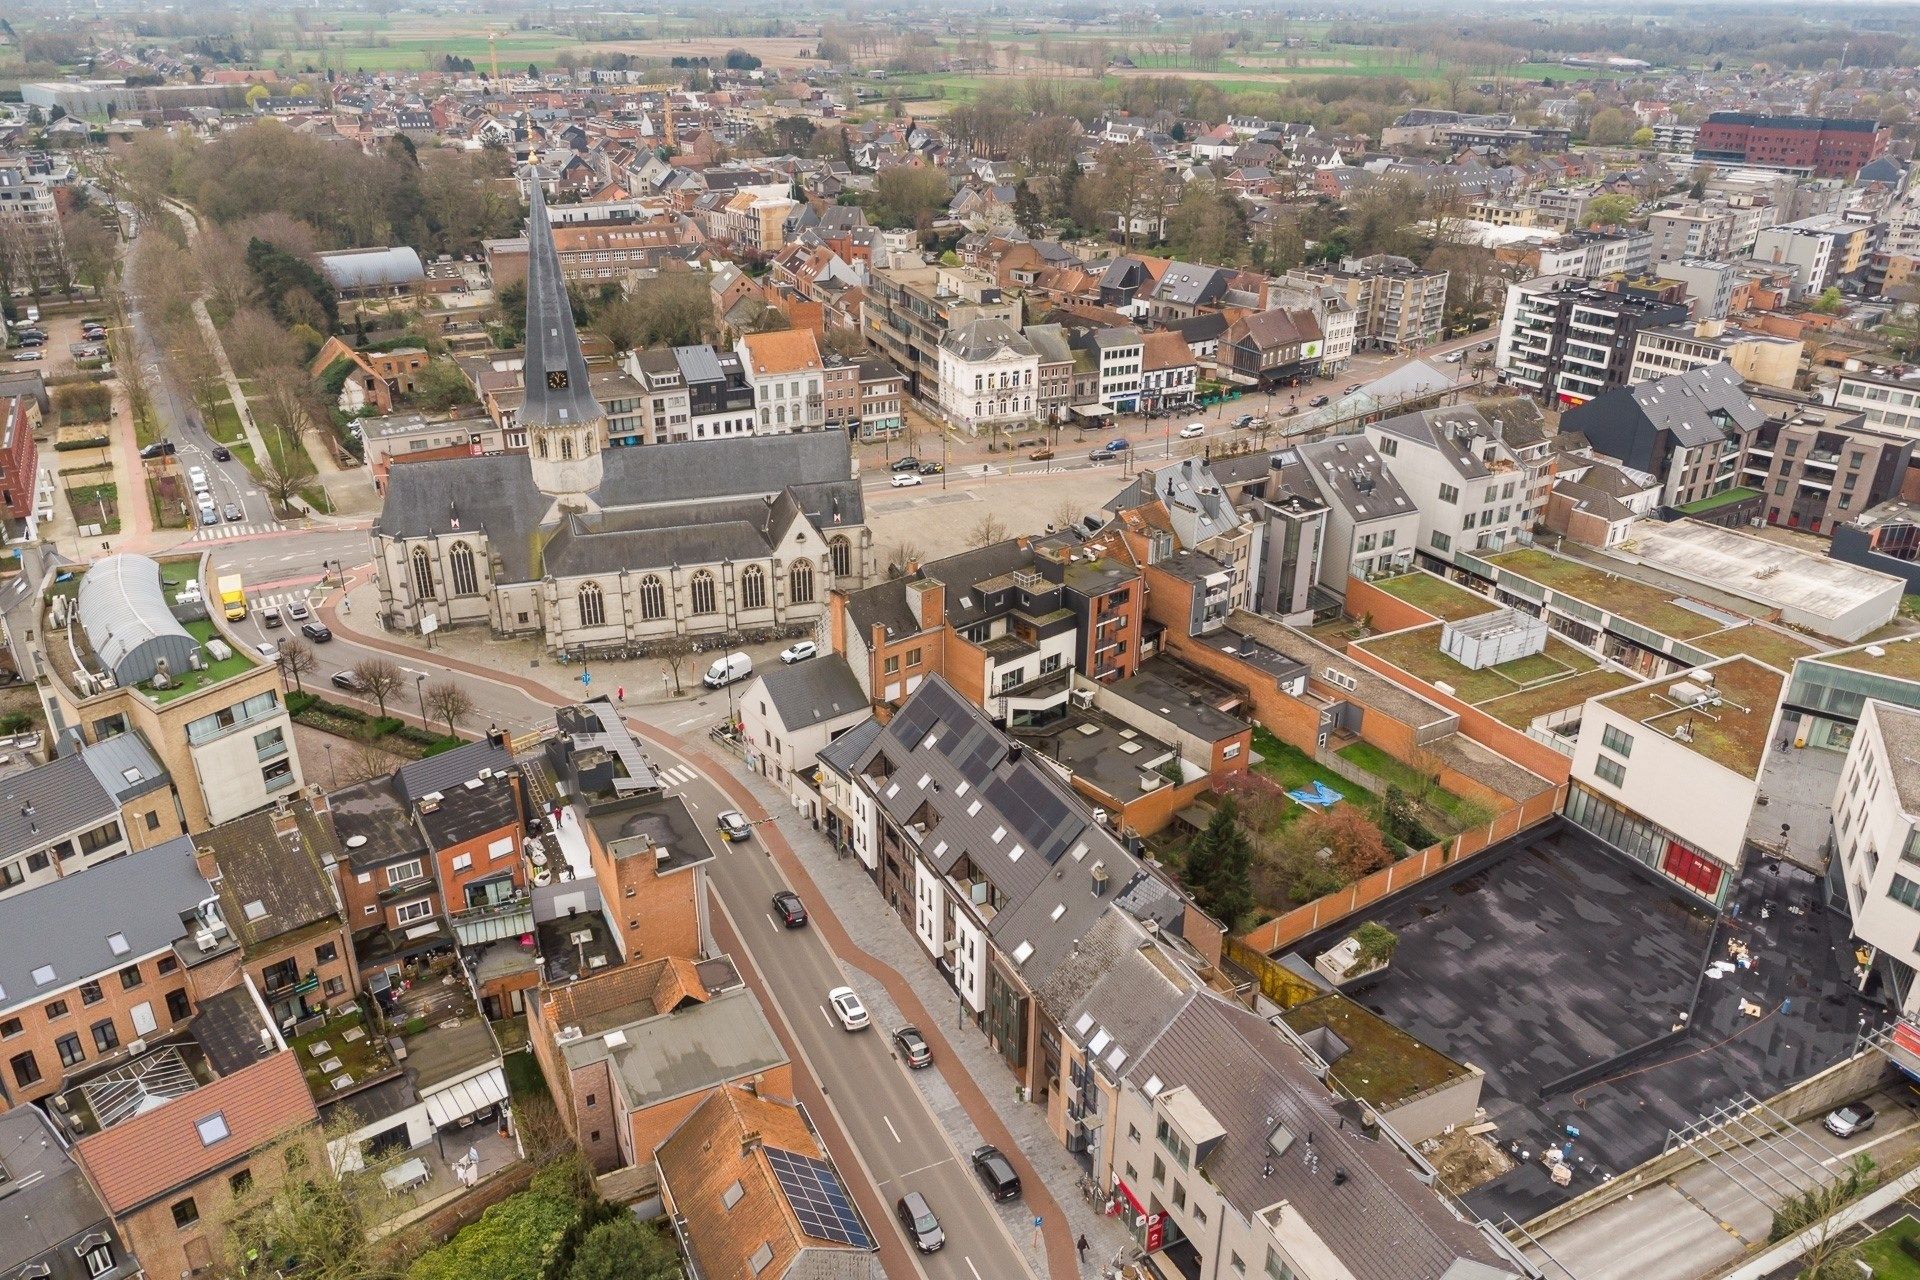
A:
1371 572 1497 623
142 616 257 704
1674 486 1762 516
1356 622 1602 708
1482 546 1731 641
1595 657 1783 778
1821 637 1920 683
1281 994 1467 1107
1692 623 1825 672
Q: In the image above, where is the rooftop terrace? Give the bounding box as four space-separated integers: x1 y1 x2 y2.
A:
1356 622 1634 728
1820 635 1920 683
1482 546 1732 641
1595 656 1783 778
1371 571 1499 623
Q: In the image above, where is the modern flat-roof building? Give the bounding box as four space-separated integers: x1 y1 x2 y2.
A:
1831 700 1920 1013
1496 275 1691 406
1693 112 1890 179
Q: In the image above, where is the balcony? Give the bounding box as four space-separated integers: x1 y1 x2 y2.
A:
1803 451 1839 470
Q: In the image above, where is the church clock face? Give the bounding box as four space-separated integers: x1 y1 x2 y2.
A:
547 370 570 390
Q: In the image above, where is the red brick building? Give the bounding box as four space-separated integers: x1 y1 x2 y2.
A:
1693 112 1889 179
1 394 40 522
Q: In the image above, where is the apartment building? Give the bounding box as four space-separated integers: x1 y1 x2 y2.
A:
1220 308 1325 388
1832 700 1920 1015
863 262 1021 400
1562 362 1764 511
1286 255 1447 352
1833 367 1920 441
1265 281 1358 370
936 318 1040 435
1651 258 1736 322
1565 656 1785 904
1077 326 1146 413
0 735 180 900
1752 215 1876 296
738 329 826 434
1693 112 1890 179
1292 436 1420 592
1649 204 1747 265
1627 320 1803 390
1139 330 1200 414
0 165 65 292
1113 457 1258 621
37 554 304 830
1023 323 1078 423
1496 275 1691 405
1365 399 1550 569
1209 451 1332 620
0 837 222 1110
623 343 758 443
1741 391 1913 535
0 392 41 529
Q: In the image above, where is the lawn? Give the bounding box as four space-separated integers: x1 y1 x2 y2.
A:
259 31 584 74
1372 572 1495 623
1250 726 1379 822
1858 1216 1920 1280
1356 625 1598 706
64 479 120 535
205 399 244 444
1336 741 1480 827
144 616 257 703
503 1045 550 1101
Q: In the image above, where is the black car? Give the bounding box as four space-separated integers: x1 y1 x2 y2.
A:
918 460 943 475
211 445 232 462
895 1192 945 1253
771 891 807 928
300 622 333 643
971 1145 1021 1201
139 439 176 459
890 455 921 472
330 670 365 692
1308 394 1330 408
894 1026 932 1069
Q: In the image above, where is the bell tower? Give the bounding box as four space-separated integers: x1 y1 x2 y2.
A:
520 179 604 505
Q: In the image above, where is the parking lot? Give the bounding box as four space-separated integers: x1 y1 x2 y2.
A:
1289 823 1885 1225
7 310 108 376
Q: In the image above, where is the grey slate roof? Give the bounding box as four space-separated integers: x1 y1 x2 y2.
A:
1125 994 1520 1280
77 732 170 804
376 433 864 583
940 316 1035 363
757 656 868 731
0 751 115 860
518 180 603 429
395 737 514 803
1619 361 1765 448
0 836 210 1015
566 986 788 1110
0 1106 126 1280
1295 436 1416 524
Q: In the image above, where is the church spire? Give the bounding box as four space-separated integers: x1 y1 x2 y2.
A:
520 179 601 429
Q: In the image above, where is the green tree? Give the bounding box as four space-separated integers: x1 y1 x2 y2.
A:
870 165 952 230
1585 107 1633 146
565 1218 681 1280
410 358 477 409
1185 801 1255 927
1811 286 1844 314
1630 126 1656 147
246 236 339 331
1166 179 1248 265
1585 194 1638 227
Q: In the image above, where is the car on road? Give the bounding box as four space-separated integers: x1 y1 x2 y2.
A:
1028 447 1055 461
10 351 41 362
1308 394 1330 408
894 1026 932 1069
300 622 332 643
211 445 232 462
197 502 219 526
1179 422 1206 439
917 460 943 475
1233 413 1256 429
284 601 311 622
330 670 365 692
1444 351 1465 363
779 640 817 664
889 455 921 472
222 502 242 522
187 465 208 489
139 440 175 459
1825 1103 1876 1138
261 606 282 628
827 986 870 1031
1344 383 1364 395
889 472 923 488
253 641 279 661
895 1192 944 1253
1103 437 1130 452
717 810 753 843
771 890 807 928
971 1145 1021 1201
1478 340 1495 353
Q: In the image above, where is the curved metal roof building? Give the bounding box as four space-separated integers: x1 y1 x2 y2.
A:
75 554 197 688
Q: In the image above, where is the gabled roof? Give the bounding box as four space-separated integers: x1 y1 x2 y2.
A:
1609 361 1765 448
203 798 343 953
755 655 868 732
0 751 116 860
73 1051 319 1215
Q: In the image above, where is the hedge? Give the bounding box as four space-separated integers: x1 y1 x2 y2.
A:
54 435 110 452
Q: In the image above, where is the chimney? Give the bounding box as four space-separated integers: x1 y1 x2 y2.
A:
741 1129 764 1158
271 807 302 842
907 577 945 630
194 844 220 882
1007 741 1024 766
1090 860 1109 896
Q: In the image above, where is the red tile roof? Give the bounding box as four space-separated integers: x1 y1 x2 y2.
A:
74 1051 319 1214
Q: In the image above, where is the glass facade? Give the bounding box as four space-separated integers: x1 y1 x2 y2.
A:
1786 660 1920 751
1564 782 1731 905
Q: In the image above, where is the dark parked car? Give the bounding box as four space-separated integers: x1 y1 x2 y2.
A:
971 1145 1021 1201
211 445 232 461
894 1026 932 1069
300 622 332 643
771 890 807 928
1308 394 1331 408
895 1192 944 1253
222 502 242 522
330 671 365 692
890 455 922 472
918 460 943 475
139 439 175 459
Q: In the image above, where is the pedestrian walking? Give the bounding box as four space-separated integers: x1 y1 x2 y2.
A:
1076 1234 1089 1263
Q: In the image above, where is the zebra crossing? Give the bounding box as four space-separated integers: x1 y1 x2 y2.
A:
251 587 313 612
655 764 699 788
188 521 280 542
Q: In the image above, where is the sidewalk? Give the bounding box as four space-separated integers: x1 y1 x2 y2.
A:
313 582 1098 1280
159 198 272 467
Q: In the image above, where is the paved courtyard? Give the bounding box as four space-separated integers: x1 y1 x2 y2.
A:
1288 823 1885 1225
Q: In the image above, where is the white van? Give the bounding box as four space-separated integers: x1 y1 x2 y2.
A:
702 652 752 688
23 306 39 325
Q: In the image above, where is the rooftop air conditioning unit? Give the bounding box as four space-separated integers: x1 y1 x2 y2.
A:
195 929 221 952
126 1038 146 1056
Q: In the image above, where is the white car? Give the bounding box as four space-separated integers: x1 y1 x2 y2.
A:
187 465 208 487
780 640 817 664
1179 422 1206 439
1444 351 1465 363
890 472 923 488
253 641 279 661
828 986 870 1031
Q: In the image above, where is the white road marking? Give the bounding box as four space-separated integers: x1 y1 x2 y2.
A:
884 1116 901 1144
767 914 779 933
820 1004 834 1027
877 1157 953 1186
965 1259 983 1280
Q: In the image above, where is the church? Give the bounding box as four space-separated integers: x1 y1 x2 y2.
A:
371 184 876 656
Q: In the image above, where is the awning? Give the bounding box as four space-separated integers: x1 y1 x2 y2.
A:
423 1066 508 1127
453 902 535 947
1071 404 1113 418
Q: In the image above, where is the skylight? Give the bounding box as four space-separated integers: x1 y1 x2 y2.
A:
196 1113 230 1146
106 934 130 956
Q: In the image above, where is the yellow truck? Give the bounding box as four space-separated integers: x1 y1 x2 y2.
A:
217 574 246 622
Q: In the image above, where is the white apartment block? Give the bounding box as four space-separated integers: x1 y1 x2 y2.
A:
936 318 1040 435
1833 369 1920 441
1833 700 1920 1015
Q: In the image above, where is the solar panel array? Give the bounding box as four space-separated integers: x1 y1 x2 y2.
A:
985 770 1083 865
765 1147 872 1249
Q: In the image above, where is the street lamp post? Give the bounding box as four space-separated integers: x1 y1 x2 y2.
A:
415 672 428 730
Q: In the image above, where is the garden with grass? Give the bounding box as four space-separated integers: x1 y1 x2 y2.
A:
287 690 463 760
1859 1215 1920 1279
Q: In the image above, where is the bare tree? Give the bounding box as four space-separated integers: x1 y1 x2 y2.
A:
967 514 1010 548
276 637 315 694
656 636 694 696
1051 498 1082 533
887 541 924 578
258 430 318 514
423 681 474 737
350 657 403 717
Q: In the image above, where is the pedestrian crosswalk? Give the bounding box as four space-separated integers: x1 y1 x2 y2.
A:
187 521 280 542
656 764 698 788
251 588 313 612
